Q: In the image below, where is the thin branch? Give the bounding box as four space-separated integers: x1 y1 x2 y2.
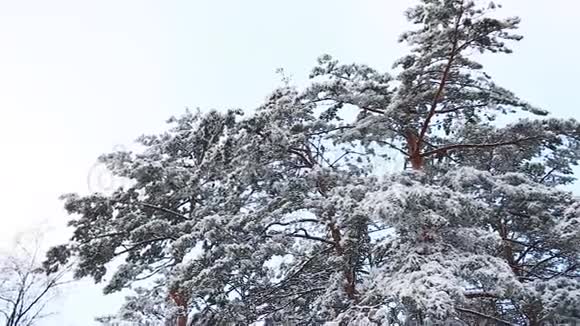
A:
514 240 540 265
80 231 127 245
109 199 191 221
375 140 410 157
0 294 16 305
433 102 489 114
307 141 333 168
13 279 58 326
309 98 386 115
539 167 558 184
140 203 191 221
528 254 564 274
421 136 541 158
114 236 175 256
547 264 578 280
288 148 314 168
456 307 515 326
329 151 351 168
265 230 335 246
306 125 355 137
464 292 499 299
264 219 322 232
288 232 335 246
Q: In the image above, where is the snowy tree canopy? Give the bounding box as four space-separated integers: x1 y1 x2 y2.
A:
45 1 580 325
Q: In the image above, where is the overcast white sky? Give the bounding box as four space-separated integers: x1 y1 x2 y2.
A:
0 0 579 325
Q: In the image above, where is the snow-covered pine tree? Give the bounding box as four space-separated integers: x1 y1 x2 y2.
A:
44 0 580 325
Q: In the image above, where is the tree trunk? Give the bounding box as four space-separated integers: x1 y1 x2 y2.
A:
170 290 188 326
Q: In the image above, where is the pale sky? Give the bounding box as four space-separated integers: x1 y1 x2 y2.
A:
0 1 578 325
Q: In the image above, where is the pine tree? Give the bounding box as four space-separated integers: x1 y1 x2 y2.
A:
45 1 580 325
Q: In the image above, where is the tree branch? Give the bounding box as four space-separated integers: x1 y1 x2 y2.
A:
433 102 489 114
415 6 464 151
456 307 514 326
114 236 175 256
109 199 191 221
421 136 541 158
263 219 322 234
140 203 191 221
464 292 499 299
539 167 558 184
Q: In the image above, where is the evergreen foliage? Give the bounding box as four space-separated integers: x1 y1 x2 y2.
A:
45 1 580 324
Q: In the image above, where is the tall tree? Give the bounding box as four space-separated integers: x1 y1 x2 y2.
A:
45 0 580 325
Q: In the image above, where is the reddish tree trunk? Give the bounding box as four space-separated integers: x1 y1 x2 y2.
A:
170 290 188 326
406 130 424 170
176 315 187 326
